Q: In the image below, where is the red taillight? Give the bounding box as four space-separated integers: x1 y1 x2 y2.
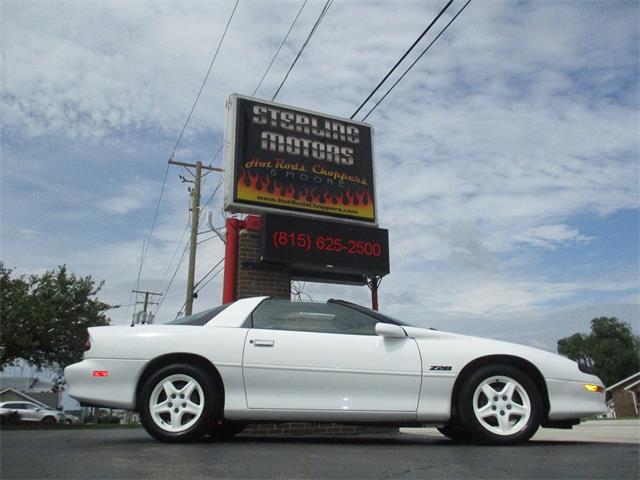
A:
92 371 108 377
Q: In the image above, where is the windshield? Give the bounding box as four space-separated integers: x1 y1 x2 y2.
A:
327 299 415 327
167 304 230 326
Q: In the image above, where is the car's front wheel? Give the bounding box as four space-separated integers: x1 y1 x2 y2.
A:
139 363 220 443
457 364 542 445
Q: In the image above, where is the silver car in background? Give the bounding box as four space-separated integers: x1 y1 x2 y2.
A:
0 401 65 424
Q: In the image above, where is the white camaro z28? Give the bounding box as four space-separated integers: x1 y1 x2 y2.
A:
65 296 606 444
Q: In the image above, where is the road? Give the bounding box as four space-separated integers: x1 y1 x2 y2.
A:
1 422 638 479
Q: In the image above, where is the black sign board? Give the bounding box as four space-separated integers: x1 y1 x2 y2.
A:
261 214 390 279
225 95 376 224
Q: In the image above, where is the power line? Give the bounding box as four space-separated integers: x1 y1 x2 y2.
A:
202 174 224 211
169 0 240 160
253 0 309 97
133 1 240 317
271 0 333 101
180 0 327 315
194 257 225 290
152 218 191 293
197 233 222 245
154 241 190 317
154 0 331 317
126 1 240 322
194 261 225 295
138 164 170 281
204 1 308 170
291 281 313 302
361 0 472 121
174 300 187 320
125 162 171 322
153 165 223 318
207 144 223 168
196 0 312 245
350 0 454 119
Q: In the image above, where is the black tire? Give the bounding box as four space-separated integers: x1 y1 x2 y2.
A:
139 363 220 443
457 364 542 445
41 416 56 425
437 422 467 442
209 420 248 439
65 419 73 425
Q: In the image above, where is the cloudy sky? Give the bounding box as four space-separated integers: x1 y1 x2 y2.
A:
2 0 638 351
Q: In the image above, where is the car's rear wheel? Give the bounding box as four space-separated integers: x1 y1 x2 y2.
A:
457 364 542 445
41 416 56 425
139 363 220 443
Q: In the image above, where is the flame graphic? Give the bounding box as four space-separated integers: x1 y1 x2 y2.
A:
236 170 374 220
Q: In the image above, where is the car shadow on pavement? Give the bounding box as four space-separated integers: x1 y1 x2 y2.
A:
215 435 637 448
103 431 636 448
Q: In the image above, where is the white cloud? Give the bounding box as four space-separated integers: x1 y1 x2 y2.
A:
513 224 592 250
98 180 157 215
17 228 39 238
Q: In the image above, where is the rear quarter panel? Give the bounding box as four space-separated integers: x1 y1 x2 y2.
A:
68 325 248 411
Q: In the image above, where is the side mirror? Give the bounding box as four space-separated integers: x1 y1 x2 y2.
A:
375 322 406 338
35 408 41 412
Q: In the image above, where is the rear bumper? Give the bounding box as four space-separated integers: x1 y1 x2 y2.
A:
546 378 607 420
64 359 147 410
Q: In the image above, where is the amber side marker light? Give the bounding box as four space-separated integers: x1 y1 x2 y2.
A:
584 384 604 393
92 371 109 377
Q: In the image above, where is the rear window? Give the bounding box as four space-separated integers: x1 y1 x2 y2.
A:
167 304 230 326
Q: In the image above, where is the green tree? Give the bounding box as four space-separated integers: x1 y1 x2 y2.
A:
557 332 592 367
0 264 110 380
557 317 640 386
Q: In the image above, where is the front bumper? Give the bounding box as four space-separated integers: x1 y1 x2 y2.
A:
64 358 147 410
546 377 607 420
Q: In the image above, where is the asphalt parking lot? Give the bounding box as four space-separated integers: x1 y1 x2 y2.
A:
1 421 638 479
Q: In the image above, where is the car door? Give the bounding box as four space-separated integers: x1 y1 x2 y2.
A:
242 300 422 413
1 402 23 419
9 402 35 421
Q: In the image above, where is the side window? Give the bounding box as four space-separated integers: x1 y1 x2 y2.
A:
252 301 332 333
327 303 380 335
252 300 380 335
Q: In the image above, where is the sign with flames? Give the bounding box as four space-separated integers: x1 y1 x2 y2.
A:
224 95 377 225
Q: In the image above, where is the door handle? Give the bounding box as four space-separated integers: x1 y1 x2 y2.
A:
253 339 275 347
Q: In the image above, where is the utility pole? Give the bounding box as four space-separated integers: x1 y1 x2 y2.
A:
131 289 162 325
186 160 201 316
168 159 223 316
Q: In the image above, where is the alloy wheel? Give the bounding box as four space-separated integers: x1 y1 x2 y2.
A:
471 375 531 436
148 374 205 433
